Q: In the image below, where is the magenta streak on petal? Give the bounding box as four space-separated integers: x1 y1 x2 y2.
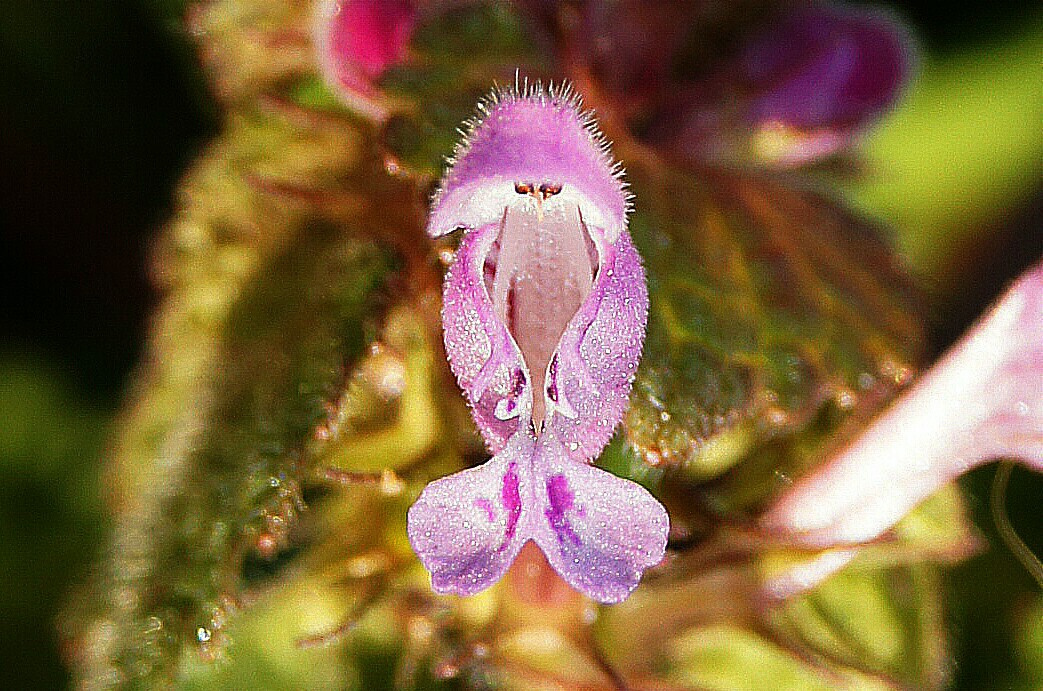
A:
502 462 522 543
407 432 535 596
546 354 559 402
545 474 582 546
532 432 669 604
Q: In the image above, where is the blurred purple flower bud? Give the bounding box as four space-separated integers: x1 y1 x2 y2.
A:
314 0 416 117
764 259 1043 547
741 5 912 131
656 3 914 166
409 84 669 603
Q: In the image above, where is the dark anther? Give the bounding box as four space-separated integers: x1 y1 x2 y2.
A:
514 182 533 195
546 355 559 402
538 183 562 199
509 368 527 395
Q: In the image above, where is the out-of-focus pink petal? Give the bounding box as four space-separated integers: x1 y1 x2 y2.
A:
764 258 1043 546
740 5 912 131
314 0 416 117
762 549 858 601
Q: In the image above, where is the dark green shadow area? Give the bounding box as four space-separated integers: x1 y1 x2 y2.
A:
0 355 109 690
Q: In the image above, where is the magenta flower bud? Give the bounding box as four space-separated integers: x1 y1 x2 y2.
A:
764 259 1043 548
408 83 669 603
313 0 416 118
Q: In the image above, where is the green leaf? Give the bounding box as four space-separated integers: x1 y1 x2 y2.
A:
62 3 417 680
0 356 108 689
665 625 894 691
1013 597 1043 690
70 221 396 687
771 564 950 688
624 167 924 511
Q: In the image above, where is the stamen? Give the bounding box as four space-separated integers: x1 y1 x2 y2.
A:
538 183 563 199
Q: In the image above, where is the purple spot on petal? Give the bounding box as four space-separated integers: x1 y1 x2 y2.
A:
545 474 581 546
510 368 527 396
474 498 496 522
546 474 574 511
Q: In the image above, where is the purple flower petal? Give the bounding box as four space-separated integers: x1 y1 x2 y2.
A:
547 228 648 462
408 432 535 596
531 432 669 604
441 219 532 452
408 428 669 603
435 83 638 452
314 0 416 117
764 259 1043 546
427 85 629 243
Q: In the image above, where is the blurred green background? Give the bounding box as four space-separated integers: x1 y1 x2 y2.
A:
0 1 1040 688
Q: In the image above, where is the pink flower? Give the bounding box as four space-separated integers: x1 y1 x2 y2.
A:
407 84 669 604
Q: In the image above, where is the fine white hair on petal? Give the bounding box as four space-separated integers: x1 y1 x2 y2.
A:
431 73 631 217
